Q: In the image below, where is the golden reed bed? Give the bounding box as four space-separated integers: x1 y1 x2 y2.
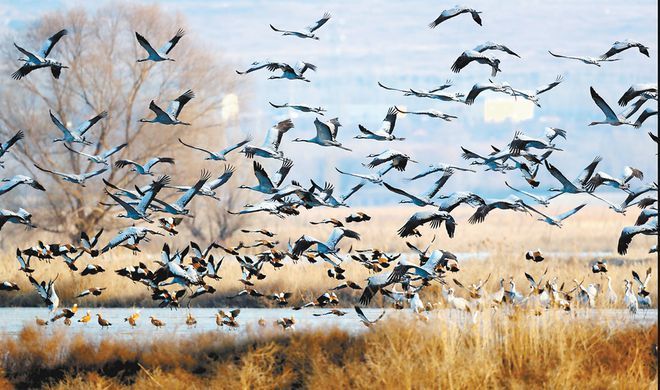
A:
0 312 656 388
0 203 656 308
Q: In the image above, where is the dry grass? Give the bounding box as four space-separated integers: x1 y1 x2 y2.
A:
0 311 656 389
0 203 656 308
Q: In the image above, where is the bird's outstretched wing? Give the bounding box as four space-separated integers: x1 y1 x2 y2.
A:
135 32 159 57
38 29 68 58
76 111 108 136
536 75 564 95
307 12 332 33
167 90 195 119
160 28 185 54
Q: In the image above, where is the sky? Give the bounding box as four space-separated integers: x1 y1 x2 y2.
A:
1 0 657 206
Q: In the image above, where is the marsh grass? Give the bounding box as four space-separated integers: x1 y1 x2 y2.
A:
0 204 656 308
0 311 656 388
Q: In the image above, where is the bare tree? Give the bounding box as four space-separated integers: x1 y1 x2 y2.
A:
0 4 248 239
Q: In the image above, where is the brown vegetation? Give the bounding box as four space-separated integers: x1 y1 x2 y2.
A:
0 312 656 388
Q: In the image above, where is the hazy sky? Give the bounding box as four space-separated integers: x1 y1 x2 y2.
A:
2 0 657 205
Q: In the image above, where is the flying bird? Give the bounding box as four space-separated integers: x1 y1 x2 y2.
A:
618 84 657 106
49 110 107 145
139 90 195 125
505 75 564 107
526 203 587 227
588 87 633 126
354 306 386 327
114 157 175 176
241 119 294 159
64 143 127 165
0 130 24 167
451 50 501 77
0 175 45 196
548 50 619 66
618 218 657 255
135 29 185 62
599 40 650 60
12 29 68 80
178 135 251 161
473 41 520 57
33 164 107 186
393 106 457 121
429 6 482 28
397 210 456 238
355 107 404 141
293 118 351 150
270 12 331 40
269 102 326 115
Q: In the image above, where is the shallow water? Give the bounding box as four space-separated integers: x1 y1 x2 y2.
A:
0 307 656 341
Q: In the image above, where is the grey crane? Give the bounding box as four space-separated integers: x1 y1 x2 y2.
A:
269 102 326 115
464 80 512 105
104 176 169 222
526 203 587 227
152 170 212 216
0 175 45 196
135 29 184 62
428 6 482 28
169 164 235 201
293 117 351 150
336 165 393 203
436 191 485 212
548 50 619 66
599 40 650 60
382 182 436 207
589 87 634 126
618 83 657 106
64 143 126 165
241 119 294 159
0 130 24 167
544 158 602 196
291 227 361 264
50 110 107 145
409 163 475 181
238 61 317 81
451 50 501 77
100 226 164 254
508 131 562 156
356 107 404 141
12 29 68 80
178 135 251 161
393 106 457 121
397 210 456 238
270 12 331 40
239 159 293 194
139 90 195 125
364 149 416 171
584 167 643 193
504 181 557 206
114 157 175 176
0 208 36 231
33 164 107 186
505 75 564 107
377 80 455 96
468 196 529 224
617 217 657 255
473 41 520 57
460 146 513 173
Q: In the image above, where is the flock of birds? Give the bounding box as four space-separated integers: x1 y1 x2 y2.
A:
1 5 658 331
